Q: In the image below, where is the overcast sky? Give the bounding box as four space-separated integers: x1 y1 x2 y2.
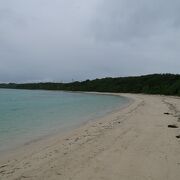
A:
0 0 180 82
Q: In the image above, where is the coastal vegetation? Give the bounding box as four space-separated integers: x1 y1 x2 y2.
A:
0 74 180 96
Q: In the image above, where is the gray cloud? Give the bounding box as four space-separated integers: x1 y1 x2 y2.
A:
0 0 180 82
91 0 180 41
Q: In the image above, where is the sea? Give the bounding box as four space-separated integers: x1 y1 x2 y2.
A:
0 89 129 153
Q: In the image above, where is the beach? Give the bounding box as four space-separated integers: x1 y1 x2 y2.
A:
0 93 180 180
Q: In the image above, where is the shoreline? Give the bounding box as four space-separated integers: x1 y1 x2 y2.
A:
0 92 131 159
1 93 180 180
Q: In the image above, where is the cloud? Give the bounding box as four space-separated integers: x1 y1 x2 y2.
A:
91 0 180 42
0 0 180 82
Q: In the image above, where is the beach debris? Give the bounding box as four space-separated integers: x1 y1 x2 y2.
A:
176 135 180 139
164 112 172 115
168 124 178 128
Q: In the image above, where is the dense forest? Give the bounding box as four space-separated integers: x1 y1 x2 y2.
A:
0 74 180 96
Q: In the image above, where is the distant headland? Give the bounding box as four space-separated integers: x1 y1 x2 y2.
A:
0 74 180 96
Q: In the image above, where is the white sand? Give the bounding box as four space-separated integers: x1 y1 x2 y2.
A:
0 93 180 180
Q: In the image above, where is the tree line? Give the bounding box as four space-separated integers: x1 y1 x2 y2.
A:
0 74 180 96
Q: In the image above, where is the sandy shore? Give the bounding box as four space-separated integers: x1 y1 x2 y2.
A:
0 93 180 180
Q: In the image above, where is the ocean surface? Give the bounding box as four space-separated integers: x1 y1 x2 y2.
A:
0 89 129 153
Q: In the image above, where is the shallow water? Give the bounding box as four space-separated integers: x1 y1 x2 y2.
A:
0 89 129 152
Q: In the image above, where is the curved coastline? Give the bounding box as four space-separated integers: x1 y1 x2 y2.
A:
1 93 180 180
0 92 132 158
0 90 129 154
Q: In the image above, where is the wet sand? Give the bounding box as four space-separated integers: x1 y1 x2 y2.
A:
0 93 180 180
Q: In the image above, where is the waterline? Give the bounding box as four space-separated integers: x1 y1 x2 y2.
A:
0 89 129 152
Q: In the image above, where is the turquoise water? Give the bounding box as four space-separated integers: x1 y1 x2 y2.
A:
0 89 128 152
